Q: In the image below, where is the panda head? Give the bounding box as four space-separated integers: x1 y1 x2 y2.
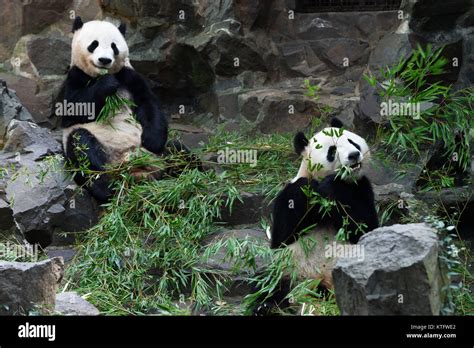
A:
70 17 129 77
292 118 371 182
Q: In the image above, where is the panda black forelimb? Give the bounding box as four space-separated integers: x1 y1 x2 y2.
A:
293 132 309 156
62 67 120 127
270 177 320 249
316 174 379 243
65 128 115 203
271 174 379 248
115 67 168 154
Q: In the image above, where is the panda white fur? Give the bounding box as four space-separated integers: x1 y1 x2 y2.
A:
254 118 379 315
61 17 169 203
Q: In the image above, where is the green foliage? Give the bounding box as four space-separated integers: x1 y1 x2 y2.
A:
423 216 473 315
65 129 303 315
96 95 136 124
202 127 298 200
365 44 473 189
67 167 241 314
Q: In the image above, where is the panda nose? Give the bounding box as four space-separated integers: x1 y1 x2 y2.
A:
348 151 360 162
98 58 112 65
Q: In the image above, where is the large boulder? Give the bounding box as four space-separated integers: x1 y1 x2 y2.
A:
333 223 447 315
0 257 64 315
2 120 99 248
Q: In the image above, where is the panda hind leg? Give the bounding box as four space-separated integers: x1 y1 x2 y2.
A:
270 177 319 249
66 128 114 203
250 276 292 316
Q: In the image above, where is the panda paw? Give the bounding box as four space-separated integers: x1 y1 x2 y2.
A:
141 129 167 155
97 74 120 97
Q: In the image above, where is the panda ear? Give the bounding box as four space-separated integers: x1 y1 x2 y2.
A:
330 117 344 128
72 16 83 33
118 22 127 36
294 132 309 156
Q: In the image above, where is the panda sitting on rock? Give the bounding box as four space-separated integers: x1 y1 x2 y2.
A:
252 118 379 315
61 17 188 203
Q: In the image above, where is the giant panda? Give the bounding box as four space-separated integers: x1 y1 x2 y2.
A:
61 17 174 203
253 118 379 315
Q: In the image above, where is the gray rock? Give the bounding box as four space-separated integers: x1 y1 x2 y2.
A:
415 186 473 206
220 191 271 225
237 89 318 133
0 257 64 315
0 81 33 141
373 183 406 205
0 118 99 248
311 38 370 70
368 32 412 74
4 158 99 248
333 223 447 315
26 37 71 77
3 120 62 160
5 160 69 248
55 292 100 316
0 0 72 61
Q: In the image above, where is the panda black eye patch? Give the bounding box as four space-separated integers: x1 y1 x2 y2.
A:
327 145 337 162
348 139 361 151
87 40 99 53
111 42 119 55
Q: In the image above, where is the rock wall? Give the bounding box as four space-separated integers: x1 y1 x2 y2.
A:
0 0 403 133
0 1 472 134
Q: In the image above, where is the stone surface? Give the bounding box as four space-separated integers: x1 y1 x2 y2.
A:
220 192 271 226
0 0 72 61
357 32 413 126
0 73 51 129
333 223 447 315
0 80 33 142
26 36 71 77
55 291 100 316
4 158 100 248
0 257 64 315
3 120 61 160
1 120 99 248
238 89 319 133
